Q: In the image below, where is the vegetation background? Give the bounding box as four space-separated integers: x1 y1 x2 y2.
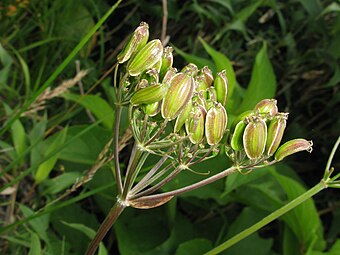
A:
0 0 339 254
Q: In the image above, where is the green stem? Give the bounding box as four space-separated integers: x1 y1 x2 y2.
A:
114 104 123 194
204 181 327 255
122 143 143 199
85 199 126 255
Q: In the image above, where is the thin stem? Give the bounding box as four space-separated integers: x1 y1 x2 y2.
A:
204 182 326 255
131 165 181 199
130 155 169 195
161 0 168 45
189 146 214 166
114 102 123 195
122 143 143 199
145 120 168 146
324 136 340 178
85 199 126 255
136 166 238 200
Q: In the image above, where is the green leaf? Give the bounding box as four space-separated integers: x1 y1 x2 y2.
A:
62 221 108 255
283 225 301 255
173 45 216 72
321 2 340 16
19 204 50 243
62 93 115 129
50 203 99 254
115 208 171 255
11 48 31 96
0 43 13 86
239 42 276 113
236 0 263 22
58 125 112 164
42 171 83 195
29 114 48 167
175 238 213 255
34 127 68 183
3 104 27 158
221 207 273 255
308 239 340 255
198 37 237 98
270 169 325 251
298 0 322 16
28 233 41 255
222 169 267 197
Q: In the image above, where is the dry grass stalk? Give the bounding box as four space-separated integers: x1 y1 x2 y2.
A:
23 70 89 116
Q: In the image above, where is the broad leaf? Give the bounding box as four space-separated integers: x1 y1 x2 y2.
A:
20 205 50 243
175 238 213 255
270 170 325 251
62 93 115 130
62 221 108 255
221 207 273 255
199 37 237 98
58 125 112 164
34 127 68 183
239 42 276 113
173 46 216 71
28 233 41 255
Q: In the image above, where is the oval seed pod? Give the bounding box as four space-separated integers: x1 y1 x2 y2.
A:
205 103 227 145
243 117 267 159
230 110 254 133
201 66 214 87
192 92 207 109
265 113 288 156
230 120 247 151
162 67 177 86
214 70 228 106
142 101 160 116
254 99 278 119
181 63 199 77
127 39 163 76
117 22 149 64
161 73 194 121
274 139 313 161
174 99 192 133
130 83 167 106
160 46 173 79
185 104 206 144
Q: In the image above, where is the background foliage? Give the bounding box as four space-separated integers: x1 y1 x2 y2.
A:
0 0 339 254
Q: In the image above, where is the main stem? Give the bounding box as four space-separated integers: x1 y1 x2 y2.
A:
204 181 327 255
85 199 126 255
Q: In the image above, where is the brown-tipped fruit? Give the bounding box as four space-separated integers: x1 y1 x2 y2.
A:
214 70 228 106
161 73 194 120
243 117 267 159
117 22 149 64
181 63 199 77
127 39 163 76
205 103 227 145
274 139 313 161
130 83 167 106
160 46 173 78
174 99 192 133
265 113 288 156
185 104 206 144
254 99 278 119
